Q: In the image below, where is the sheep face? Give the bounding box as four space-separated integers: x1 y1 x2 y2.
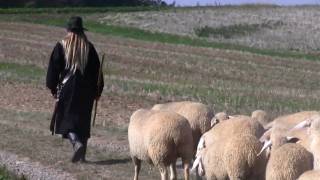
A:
210 112 229 127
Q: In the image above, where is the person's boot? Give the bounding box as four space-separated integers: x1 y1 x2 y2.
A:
79 138 88 163
68 132 84 163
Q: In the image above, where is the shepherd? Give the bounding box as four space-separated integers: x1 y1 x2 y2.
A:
46 16 104 163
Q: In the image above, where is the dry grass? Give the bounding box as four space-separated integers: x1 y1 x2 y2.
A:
96 6 320 52
1 22 320 117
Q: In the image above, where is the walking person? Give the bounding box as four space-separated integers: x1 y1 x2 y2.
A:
46 16 104 163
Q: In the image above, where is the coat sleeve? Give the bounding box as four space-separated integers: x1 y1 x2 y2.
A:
89 43 104 98
46 42 65 96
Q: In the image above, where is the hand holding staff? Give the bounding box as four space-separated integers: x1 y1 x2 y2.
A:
92 53 105 127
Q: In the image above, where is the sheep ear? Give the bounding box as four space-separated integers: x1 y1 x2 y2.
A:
191 155 201 173
210 117 218 127
286 136 300 143
198 158 205 176
259 129 271 143
197 137 205 151
291 120 311 131
257 140 272 156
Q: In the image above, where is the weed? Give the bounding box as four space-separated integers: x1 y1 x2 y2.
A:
0 166 25 180
195 20 284 38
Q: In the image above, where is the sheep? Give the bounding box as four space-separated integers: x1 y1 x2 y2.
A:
151 101 214 151
223 134 267 180
265 142 313 180
295 117 320 180
298 170 320 180
192 116 266 180
258 130 313 180
266 111 319 132
260 111 319 149
293 115 320 169
194 134 267 180
211 112 229 125
199 116 265 149
128 109 194 180
251 110 270 129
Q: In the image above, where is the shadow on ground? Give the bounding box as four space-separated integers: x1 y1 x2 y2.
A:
87 158 131 165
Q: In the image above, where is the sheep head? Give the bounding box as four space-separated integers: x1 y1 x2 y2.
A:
210 112 229 127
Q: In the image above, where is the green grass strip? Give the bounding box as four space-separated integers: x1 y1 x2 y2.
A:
0 62 44 82
0 166 24 180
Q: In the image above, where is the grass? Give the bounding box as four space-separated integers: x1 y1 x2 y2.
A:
1 12 319 61
0 167 24 180
195 20 284 38
105 77 320 116
0 62 44 83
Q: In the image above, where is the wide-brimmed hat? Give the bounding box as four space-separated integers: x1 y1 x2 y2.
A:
67 16 87 33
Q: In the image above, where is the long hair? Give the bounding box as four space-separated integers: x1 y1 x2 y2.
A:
61 31 89 74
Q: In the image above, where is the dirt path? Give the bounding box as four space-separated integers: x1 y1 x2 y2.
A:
0 81 163 179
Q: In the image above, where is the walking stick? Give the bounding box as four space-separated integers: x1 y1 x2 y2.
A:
92 53 105 127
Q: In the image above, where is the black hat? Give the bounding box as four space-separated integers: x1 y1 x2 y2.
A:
67 16 87 33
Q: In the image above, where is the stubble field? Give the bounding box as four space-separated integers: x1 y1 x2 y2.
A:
1 6 320 179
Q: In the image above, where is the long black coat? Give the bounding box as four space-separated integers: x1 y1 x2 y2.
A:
46 42 104 139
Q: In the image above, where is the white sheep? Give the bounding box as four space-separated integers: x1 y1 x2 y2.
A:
298 170 320 180
260 111 319 150
294 116 320 179
192 116 266 180
211 111 229 125
265 142 313 180
199 116 265 149
265 111 319 132
251 110 270 129
152 101 214 151
258 131 313 180
307 116 320 169
128 109 194 180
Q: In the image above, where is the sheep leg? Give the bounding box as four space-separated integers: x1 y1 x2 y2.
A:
133 157 141 180
159 165 168 180
169 160 177 180
183 159 190 180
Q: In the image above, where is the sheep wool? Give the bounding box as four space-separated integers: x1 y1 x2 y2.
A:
251 110 270 128
310 118 320 170
201 116 264 148
128 109 194 180
298 170 320 180
266 143 313 180
223 134 267 180
201 134 267 180
152 101 214 151
195 116 265 180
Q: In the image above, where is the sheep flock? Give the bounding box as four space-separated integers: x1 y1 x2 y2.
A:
128 101 320 180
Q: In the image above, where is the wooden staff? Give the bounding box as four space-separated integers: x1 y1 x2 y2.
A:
92 53 105 127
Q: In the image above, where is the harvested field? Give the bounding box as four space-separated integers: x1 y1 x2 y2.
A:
96 6 320 52
0 12 320 179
